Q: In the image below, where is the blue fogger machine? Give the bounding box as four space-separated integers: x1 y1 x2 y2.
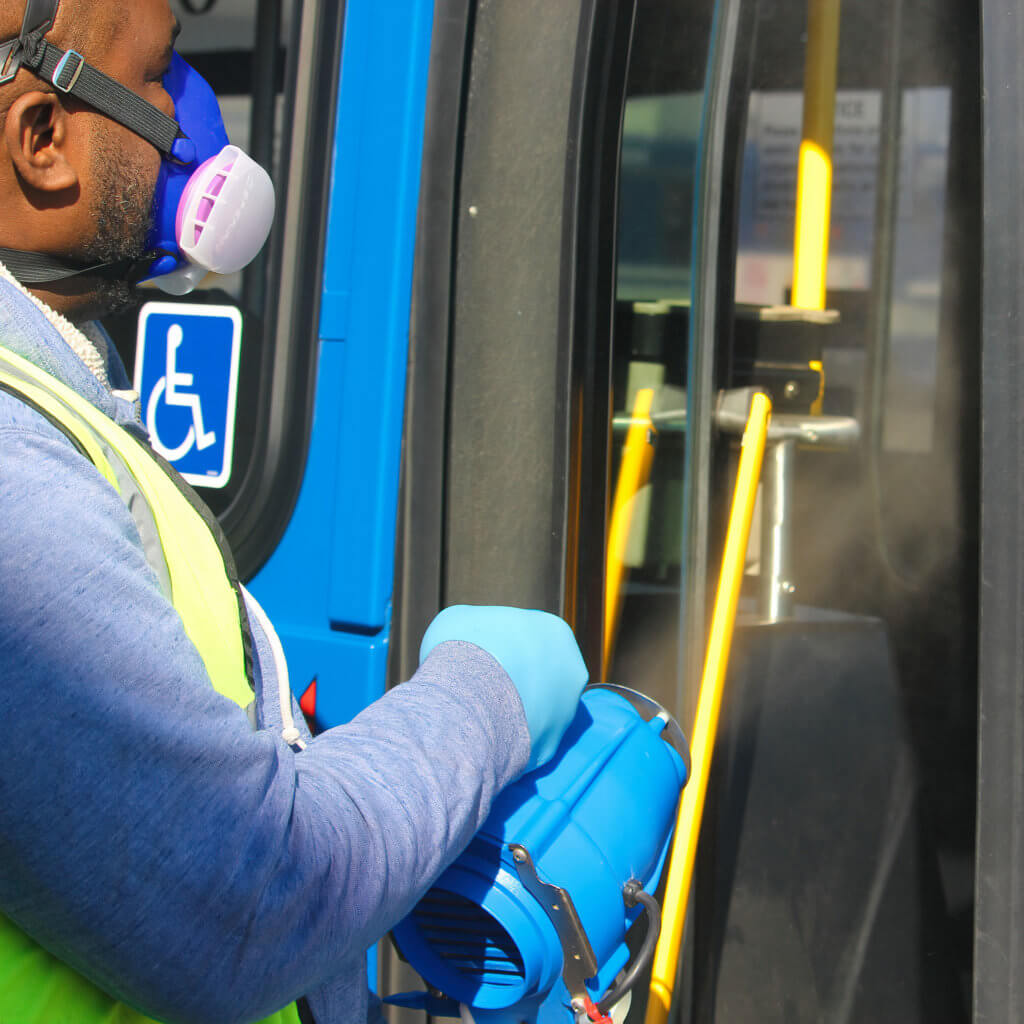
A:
391 685 690 1024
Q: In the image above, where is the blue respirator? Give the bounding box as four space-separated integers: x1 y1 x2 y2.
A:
0 0 274 292
143 52 275 295
391 686 690 1024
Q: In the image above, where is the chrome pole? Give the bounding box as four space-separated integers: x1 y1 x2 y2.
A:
759 438 796 621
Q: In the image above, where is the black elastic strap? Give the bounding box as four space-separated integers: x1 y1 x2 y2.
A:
19 0 58 38
0 0 57 84
21 38 182 156
0 247 165 285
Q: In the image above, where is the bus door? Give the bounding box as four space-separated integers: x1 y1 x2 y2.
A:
390 0 985 1021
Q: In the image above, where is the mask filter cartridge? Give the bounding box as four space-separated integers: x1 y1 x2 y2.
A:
175 147 275 274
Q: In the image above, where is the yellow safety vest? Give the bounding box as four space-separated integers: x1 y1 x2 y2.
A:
0 345 301 1024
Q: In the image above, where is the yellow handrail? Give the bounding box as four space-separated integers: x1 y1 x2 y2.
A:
791 0 841 311
645 393 772 1024
603 388 657 678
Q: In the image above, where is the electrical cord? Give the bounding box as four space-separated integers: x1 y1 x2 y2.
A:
595 880 661 1015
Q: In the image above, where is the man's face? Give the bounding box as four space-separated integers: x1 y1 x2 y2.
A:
56 0 180 313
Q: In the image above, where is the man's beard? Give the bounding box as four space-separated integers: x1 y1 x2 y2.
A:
77 129 156 317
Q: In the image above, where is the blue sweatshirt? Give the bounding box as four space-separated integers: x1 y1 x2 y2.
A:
0 275 532 1024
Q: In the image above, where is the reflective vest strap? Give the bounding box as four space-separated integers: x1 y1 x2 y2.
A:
0 361 174 601
0 345 253 709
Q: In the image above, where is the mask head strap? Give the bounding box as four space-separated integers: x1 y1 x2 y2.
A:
0 0 200 286
0 245 170 285
0 0 60 84
0 0 191 162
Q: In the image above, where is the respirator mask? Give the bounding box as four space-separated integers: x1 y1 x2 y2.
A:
0 0 274 294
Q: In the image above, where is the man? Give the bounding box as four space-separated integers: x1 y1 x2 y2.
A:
0 2 588 1022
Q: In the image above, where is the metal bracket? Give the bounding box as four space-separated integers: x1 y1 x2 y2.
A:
628 387 859 622
509 843 598 1001
590 683 691 780
51 48 84 93
615 385 860 448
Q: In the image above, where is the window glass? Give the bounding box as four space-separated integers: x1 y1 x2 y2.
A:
737 86 951 452
606 0 715 710
617 92 703 302
173 0 295 302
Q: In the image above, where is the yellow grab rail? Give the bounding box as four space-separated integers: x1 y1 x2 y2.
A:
791 0 841 310
603 387 657 677
645 392 772 1024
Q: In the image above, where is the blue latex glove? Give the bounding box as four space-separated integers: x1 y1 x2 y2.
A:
420 605 589 770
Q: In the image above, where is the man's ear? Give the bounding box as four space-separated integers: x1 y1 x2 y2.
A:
4 90 78 193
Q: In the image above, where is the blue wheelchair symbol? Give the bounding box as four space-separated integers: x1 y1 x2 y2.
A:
134 302 242 488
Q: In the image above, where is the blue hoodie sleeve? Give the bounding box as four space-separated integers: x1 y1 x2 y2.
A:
0 406 532 1024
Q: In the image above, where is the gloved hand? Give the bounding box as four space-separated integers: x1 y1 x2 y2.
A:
420 605 589 770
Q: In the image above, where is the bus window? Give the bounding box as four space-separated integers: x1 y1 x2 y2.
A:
171 0 295 308
107 0 289 509
104 0 344 577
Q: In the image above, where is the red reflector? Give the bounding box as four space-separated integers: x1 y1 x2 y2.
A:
299 677 317 717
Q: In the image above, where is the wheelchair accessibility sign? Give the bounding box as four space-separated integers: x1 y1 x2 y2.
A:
134 302 242 488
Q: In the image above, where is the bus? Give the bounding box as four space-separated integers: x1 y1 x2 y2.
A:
106 0 1018 1020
